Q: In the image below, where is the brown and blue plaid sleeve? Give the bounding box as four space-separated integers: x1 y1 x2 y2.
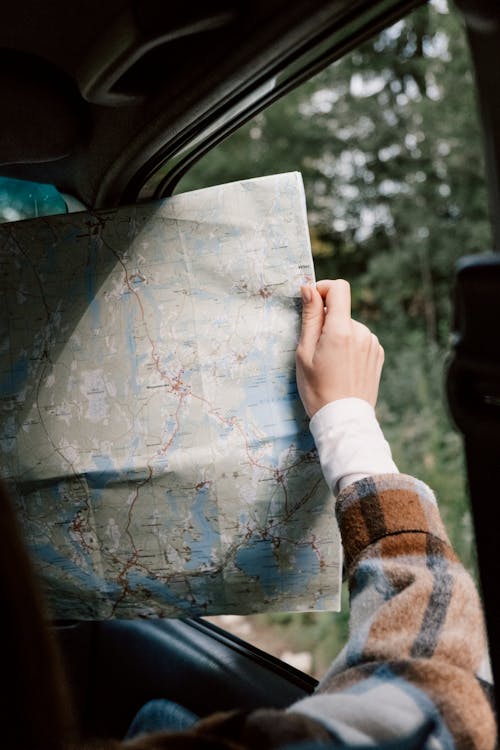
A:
289 474 497 750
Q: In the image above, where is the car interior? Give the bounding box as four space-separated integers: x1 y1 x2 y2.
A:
1 0 499 740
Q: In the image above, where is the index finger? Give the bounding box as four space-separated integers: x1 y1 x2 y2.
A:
316 279 351 328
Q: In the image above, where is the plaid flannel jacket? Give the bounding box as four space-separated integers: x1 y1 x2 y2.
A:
289 473 496 749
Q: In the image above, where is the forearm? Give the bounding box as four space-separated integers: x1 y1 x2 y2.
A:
290 473 496 749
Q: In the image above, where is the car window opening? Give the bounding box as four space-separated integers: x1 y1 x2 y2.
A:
175 0 489 677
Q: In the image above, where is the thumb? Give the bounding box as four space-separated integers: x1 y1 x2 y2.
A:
298 284 325 357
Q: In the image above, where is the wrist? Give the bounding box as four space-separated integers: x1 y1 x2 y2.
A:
309 397 375 425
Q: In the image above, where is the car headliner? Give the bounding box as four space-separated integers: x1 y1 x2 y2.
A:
0 0 423 208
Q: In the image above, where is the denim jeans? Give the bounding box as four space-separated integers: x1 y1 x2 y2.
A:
125 698 198 738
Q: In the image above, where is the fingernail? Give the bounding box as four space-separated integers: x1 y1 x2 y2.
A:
301 285 312 304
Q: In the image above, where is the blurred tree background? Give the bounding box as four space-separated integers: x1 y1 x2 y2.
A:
181 0 491 677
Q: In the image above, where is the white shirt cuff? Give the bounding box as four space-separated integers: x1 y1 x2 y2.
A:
309 398 398 497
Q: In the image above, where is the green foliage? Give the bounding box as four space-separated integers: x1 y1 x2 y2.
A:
191 0 488 665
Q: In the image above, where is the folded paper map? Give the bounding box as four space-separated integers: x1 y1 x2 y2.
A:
0 172 341 619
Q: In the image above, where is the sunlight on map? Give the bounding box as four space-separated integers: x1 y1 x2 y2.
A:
0 172 341 619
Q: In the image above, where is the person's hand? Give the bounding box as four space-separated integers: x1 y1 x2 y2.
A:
295 279 384 418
